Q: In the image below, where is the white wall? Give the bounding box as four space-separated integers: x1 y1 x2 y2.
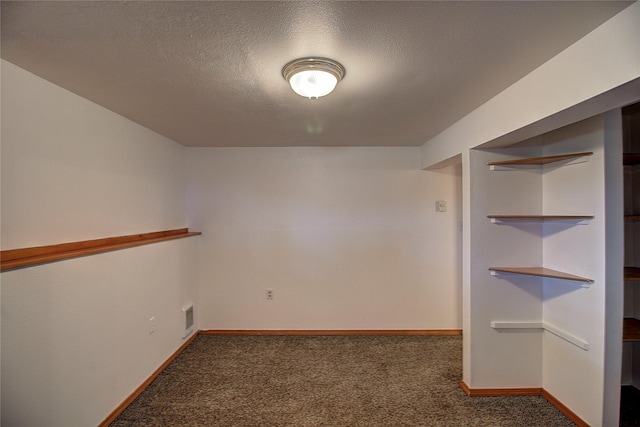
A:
421 1 640 169
465 146 544 388
541 116 611 426
187 147 461 330
603 109 624 427
1 60 186 248
0 60 198 426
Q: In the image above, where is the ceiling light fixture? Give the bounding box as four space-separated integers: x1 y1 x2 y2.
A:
282 57 345 99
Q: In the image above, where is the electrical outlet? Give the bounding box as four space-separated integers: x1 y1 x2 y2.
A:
149 316 156 335
266 288 274 300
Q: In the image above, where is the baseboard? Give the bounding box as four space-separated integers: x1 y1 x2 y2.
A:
460 381 589 427
541 389 590 427
97 332 199 427
199 329 462 336
459 380 542 396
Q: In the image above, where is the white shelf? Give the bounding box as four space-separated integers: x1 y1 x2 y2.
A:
489 267 593 283
488 215 593 224
487 152 592 169
491 321 589 350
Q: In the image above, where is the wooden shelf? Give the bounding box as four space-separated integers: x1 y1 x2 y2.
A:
0 228 201 272
625 267 640 281
625 215 640 220
488 215 593 220
624 318 640 342
487 152 593 166
623 153 640 165
489 267 593 283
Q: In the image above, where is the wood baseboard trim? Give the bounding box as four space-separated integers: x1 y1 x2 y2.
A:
459 380 542 396
460 380 472 395
460 381 589 426
199 329 462 336
541 389 589 427
97 332 199 427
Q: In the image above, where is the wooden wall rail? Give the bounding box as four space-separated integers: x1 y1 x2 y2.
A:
1 228 201 272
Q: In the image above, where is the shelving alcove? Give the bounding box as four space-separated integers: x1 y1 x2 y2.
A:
623 149 640 342
486 152 594 284
621 101 640 419
622 145 640 343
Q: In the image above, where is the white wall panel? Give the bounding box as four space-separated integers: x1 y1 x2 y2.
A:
187 147 462 330
1 60 197 426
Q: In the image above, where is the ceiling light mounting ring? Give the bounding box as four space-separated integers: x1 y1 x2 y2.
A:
282 57 345 99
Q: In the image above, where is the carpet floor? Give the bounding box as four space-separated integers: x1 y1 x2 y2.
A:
110 335 577 426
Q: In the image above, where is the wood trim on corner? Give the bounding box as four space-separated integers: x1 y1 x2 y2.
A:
541 389 590 427
1 228 201 271
97 332 199 427
460 381 589 426
199 329 462 336
460 380 472 395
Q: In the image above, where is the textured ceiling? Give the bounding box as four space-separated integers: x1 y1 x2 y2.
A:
1 1 633 147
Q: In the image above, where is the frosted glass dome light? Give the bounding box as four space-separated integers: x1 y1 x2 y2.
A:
282 58 345 99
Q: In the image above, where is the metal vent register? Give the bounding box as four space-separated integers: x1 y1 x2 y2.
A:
183 303 194 338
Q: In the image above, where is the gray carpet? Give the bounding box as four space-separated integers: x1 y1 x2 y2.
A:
110 335 576 426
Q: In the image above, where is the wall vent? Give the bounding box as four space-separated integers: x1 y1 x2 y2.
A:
182 303 194 338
